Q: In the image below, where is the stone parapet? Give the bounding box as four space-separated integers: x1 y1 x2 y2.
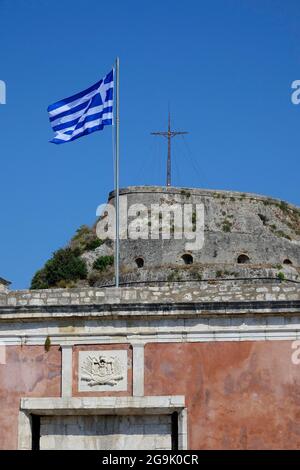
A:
0 280 299 310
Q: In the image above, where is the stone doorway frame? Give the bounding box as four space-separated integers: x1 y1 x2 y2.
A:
18 395 187 450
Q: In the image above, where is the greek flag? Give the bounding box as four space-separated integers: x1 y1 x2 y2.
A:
47 69 114 144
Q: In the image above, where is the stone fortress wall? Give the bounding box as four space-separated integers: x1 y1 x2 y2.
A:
88 186 300 285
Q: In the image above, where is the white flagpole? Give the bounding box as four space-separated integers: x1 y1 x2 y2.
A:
115 57 120 288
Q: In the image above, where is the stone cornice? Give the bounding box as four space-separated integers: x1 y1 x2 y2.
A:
0 299 299 322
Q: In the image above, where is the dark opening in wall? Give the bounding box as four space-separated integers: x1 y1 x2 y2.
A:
31 415 40 450
171 411 179 450
283 259 292 265
182 253 193 265
135 257 144 268
237 254 250 264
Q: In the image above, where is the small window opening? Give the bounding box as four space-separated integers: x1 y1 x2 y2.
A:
237 254 250 264
283 258 292 265
182 253 193 265
135 257 144 268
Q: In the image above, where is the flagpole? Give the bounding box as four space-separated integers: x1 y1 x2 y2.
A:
115 57 120 288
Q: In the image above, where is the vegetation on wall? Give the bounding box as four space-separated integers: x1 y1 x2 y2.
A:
222 219 232 233
93 255 114 272
30 225 106 289
167 269 182 282
87 256 115 286
31 248 88 289
70 225 103 254
44 336 51 352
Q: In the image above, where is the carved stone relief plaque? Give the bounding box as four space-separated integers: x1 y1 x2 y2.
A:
78 350 128 392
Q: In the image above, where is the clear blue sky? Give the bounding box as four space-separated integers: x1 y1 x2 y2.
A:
0 0 300 289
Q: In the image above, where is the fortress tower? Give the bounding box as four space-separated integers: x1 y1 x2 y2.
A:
83 186 300 286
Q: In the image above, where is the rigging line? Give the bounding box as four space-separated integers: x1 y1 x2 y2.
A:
136 138 158 184
180 134 208 187
183 134 209 185
158 137 164 186
152 137 161 184
155 138 161 185
180 134 202 177
135 139 151 182
173 142 181 187
155 137 165 186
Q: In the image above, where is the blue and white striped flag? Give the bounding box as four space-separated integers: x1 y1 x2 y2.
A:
47 69 114 144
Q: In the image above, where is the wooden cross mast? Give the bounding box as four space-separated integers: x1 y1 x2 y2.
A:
151 113 188 187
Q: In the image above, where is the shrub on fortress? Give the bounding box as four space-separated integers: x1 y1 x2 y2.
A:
69 225 103 254
93 255 114 271
30 224 105 289
31 248 87 289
